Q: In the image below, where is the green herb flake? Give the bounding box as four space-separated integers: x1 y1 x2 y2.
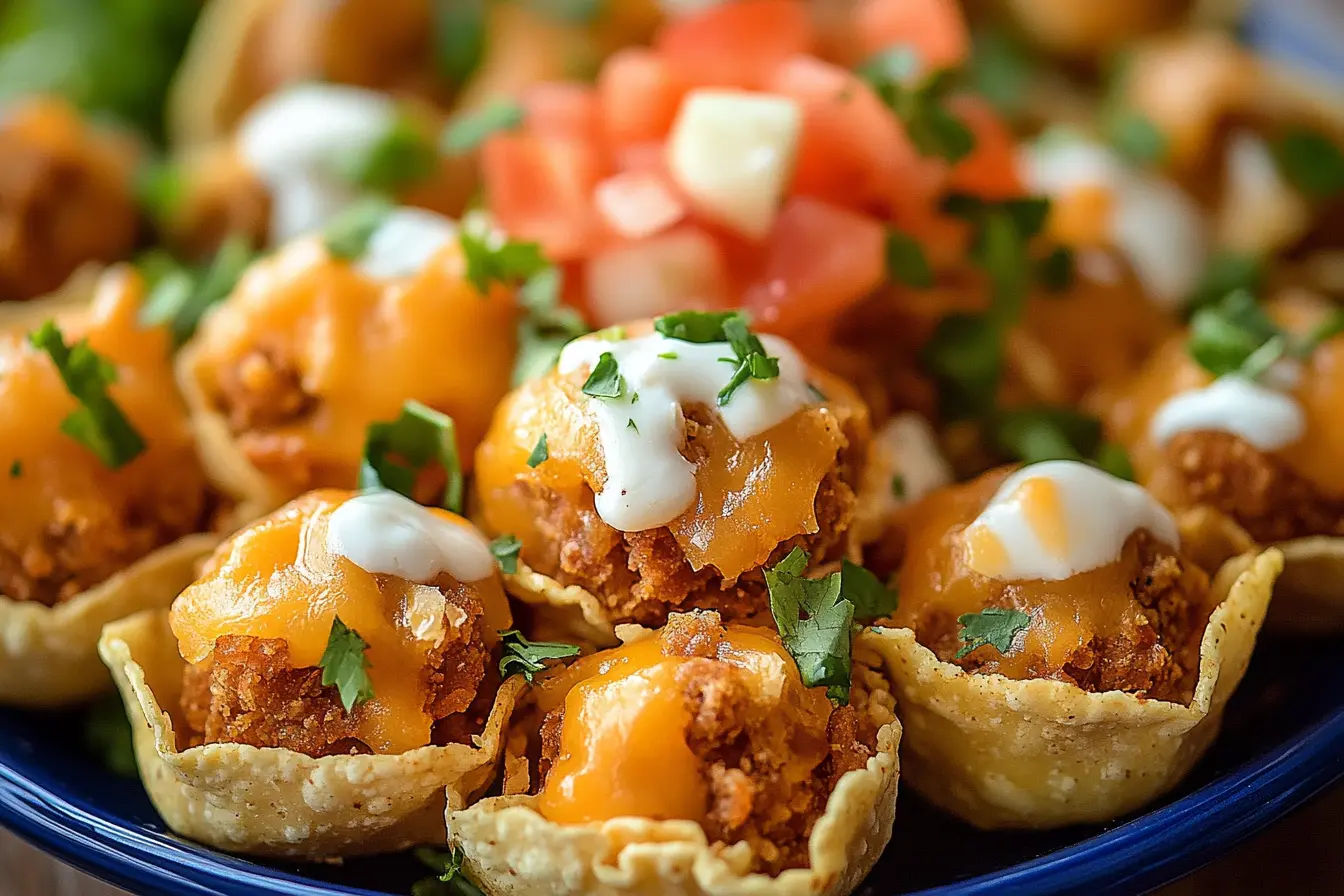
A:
886 229 934 288
626 418 639 433
658 351 679 360
84 693 136 778
134 158 184 226
859 53 976 163
460 230 549 297
28 321 146 469
955 607 1031 659
841 558 898 621
359 400 463 513
1105 109 1168 167
718 315 780 406
1184 252 1264 315
338 113 440 194
1186 290 1282 377
440 99 526 156
433 0 487 84
1036 246 1075 293
413 845 487 896
322 196 394 261
807 382 828 402
594 325 628 342
765 548 857 705
921 313 1004 420
8 460 20 478
319 617 374 712
890 474 905 499
653 310 741 343
526 433 550 468
498 629 582 681
489 534 522 575
582 351 626 399
1273 128 1344 201
513 266 591 384
1094 441 1136 482
139 234 256 346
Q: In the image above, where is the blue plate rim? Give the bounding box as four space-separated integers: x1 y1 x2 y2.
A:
2 702 1343 896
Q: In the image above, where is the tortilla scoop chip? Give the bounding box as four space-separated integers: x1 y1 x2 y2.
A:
0 534 219 708
98 609 523 859
863 547 1281 830
444 657 901 896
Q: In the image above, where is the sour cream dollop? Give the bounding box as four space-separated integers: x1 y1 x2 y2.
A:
558 330 813 532
326 490 496 583
1021 133 1207 309
1149 374 1306 451
963 460 1179 582
237 84 397 243
354 208 458 279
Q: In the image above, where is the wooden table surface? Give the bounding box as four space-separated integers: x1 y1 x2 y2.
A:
3 783 1340 896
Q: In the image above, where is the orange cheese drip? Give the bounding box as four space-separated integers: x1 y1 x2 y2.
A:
474 321 867 581
169 489 512 754
186 236 519 499
891 470 1177 679
1097 292 1344 498
0 269 203 559
535 626 832 825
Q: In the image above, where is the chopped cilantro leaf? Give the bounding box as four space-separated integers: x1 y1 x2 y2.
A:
1036 246 1075 293
319 617 374 712
139 234 255 346
886 229 934 288
627 418 639 432
323 197 394 260
440 99 526 156
1105 109 1168 167
498 630 581 681
890 474 905 499
594 325 627 342
1094 441 1136 482
658 351 679 360
84 693 136 778
514 266 590 384
1187 290 1281 377
860 52 975 163
718 315 780 406
489 534 522 574
581 351 626 399
653 310 741 343
842 559 897 621
968 28 1033 117
921 313 1004 420
337 113 439 195
765 548 857 705
807 382 828 402
990 406 1135 480
460 230 549 297
414 845 486 896
1272 128 1344 201
527 433 549 468
359 400 463 513
955 607 1031 659
28 321 145 469
134 158 184 226
433 0 487 84
1184 251 1264 316
8 460 19 478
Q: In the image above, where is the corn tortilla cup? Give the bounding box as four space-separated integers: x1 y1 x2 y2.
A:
443 639 901 896
864 547 1281 830
99 610 524 859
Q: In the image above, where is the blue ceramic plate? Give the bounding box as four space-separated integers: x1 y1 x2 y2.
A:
2 634 1343 896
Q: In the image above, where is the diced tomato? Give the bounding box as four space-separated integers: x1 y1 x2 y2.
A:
593 170 686 240
521 82 602 143
855 0 969 70
743 197 886 337
481 133 603 262
598 49 686 147
656 0 814 90
889 196 971 271
768 55 925 211
585 226 730 326
614 141 671 177
946 95 1024 200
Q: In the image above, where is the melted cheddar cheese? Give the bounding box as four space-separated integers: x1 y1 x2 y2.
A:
0 269 209 598
474 321 868 581
890 469 1200 681
185 235 518 498
169 489 513 754
1098 292 1344 498
534 625 831 825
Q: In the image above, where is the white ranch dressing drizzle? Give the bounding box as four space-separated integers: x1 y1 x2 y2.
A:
325 491 495 583
354 208 458 279
1149 374 1306 451
964 460 1179 581
557 331 813 532
237 83 397 244
1020 133 1207 308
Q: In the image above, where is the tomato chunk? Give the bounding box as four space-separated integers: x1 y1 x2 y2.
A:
855 0 969 70
521 81 602 143
585 226 730 326
481 133 602 261
656 0 814 89
598 48 686 147
945 95 1024 200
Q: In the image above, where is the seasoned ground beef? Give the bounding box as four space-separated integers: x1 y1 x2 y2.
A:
1159 430 1344 544
536 612 881 873
0 458 218 607
513 406 865 628
180 588 490 756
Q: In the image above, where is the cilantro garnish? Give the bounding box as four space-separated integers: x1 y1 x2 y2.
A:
440 99 526 156
322 196 394 260
1272 128 1344 201
337 113 440 195
526 433 549 468
967 28 1033 118
433 0 486 84
1183 251 1263 316
886 228 934 288
319 617 374 712
890 474 905 499
581 351 626 399
955 607 1031 659
497 630 581 681
460 230 550 297
653 310 741 343
921 313 1005 419
359 400 463 513
718 314 780 405
1035 246 1075 293
8 460 20 478
84 693 136 778
1186 290 1344 383
626 418 639 432
28 321 146 469
841 558 898 620
859 49 975 163
413 845 486 896
489 534 522 574
1104 109 1168 167
990 406 1135 481
514 266 590 384
134 158 184 227
139 234 255 346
